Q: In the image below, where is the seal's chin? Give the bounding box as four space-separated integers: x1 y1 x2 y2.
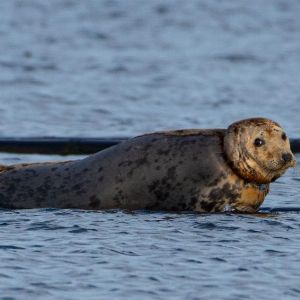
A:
264 167 286 183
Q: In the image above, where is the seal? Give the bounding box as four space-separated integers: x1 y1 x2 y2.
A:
0 118 296 212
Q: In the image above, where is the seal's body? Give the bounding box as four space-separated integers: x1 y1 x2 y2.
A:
0 118 296 212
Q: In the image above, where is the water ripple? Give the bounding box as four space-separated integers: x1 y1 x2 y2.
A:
0 0 299 299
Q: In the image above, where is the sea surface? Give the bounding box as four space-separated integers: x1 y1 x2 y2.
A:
0 1 300 299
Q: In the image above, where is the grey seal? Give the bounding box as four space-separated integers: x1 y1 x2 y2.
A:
0 118 296 212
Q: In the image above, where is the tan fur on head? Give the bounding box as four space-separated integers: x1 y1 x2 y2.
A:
224 118 296 184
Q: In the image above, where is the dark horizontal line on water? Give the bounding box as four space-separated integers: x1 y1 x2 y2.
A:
0 137 299 155
260 207 300 213
0 137 125 155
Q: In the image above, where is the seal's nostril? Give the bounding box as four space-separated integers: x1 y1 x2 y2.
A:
282 153 293 163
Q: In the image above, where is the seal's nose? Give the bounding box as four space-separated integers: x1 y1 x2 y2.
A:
282 153 293 163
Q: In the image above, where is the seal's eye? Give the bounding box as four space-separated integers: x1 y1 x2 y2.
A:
282 132 287 141
254 138 265 147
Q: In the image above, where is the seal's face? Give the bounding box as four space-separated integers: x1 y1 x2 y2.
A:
224 118 296 184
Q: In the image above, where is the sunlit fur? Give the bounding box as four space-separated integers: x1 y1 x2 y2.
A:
224 118 296 184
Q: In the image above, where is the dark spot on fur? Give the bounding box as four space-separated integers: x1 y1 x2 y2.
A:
148 180 160 193
141 143 152 152
134 157 148 167
98 176 104 182
127 169 134 178
190 197 197 207
72 184 82 190
159 193 170 204
118 161 132 167
157 149 171 156
208 188 222 201
167 166 177 179
208 183 240 207
115 175 124 184
179 139 198 147
153 189 167 202
208 177 221 187
51 167 57 171
25 169 37 176
179 202 187 210
98 167 103 172
155 166 161 171
89 195 100 209
113 189 125 204
200 200 217 212
83 168 89 172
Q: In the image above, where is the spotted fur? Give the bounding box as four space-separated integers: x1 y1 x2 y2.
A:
0 118 296 212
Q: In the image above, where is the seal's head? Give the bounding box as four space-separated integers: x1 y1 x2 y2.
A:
224 118 296 184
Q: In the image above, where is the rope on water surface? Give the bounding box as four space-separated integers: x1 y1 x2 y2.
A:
260 207 300 213
0 137 299 155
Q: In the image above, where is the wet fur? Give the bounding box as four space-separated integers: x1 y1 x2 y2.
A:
0 118 295 212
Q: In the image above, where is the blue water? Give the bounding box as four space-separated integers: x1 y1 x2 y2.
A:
0 0 300 299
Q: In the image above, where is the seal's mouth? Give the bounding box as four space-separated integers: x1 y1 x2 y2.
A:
260 159 295 173
268 158 296 182
250 151 297 172
244 150 296 184
274 155 296 170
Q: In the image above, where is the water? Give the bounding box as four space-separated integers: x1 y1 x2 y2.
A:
0 0 300 137
0 0 300 299
0 158 299 300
